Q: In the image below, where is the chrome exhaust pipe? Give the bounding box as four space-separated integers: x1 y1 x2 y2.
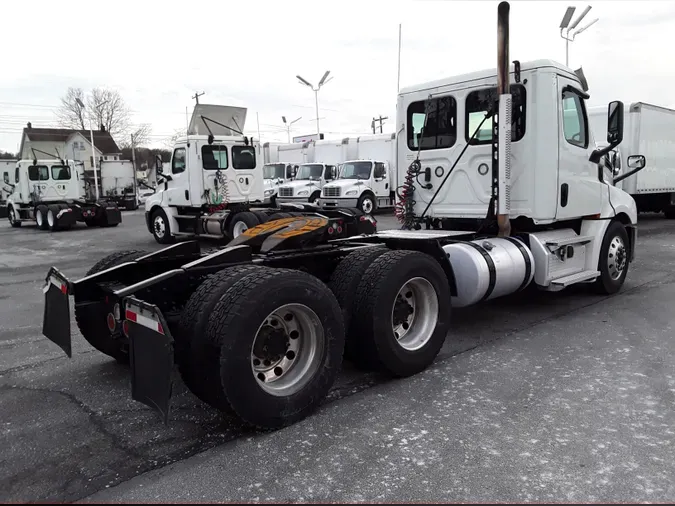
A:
496 1 512 237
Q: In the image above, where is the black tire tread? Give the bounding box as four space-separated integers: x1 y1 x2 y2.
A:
207 267 344 429
351 249 450 376
593 220 630 295
76 250 148 362
328 246 389 357
178 265 262 410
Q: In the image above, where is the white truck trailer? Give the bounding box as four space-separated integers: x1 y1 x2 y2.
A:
6 158 122 230
589 102 675 218
275 138 348 205
99 159 138 211
319 133 397 213
40 2 647 431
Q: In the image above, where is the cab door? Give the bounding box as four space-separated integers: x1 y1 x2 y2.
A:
163 143 191 206
556 79 602 219
230 144 261 200
372 161 389 197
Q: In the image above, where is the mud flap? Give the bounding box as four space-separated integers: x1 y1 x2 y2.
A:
42 267 72 358
104 207 122 225
125 297 174 424
0 206 7 219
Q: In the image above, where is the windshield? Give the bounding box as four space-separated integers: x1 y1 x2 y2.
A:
295 164 323 180
263 163 285 179
339 161 372 180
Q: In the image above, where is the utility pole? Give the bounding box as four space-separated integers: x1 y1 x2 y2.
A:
192 91 205 104
130 133 138 204
372 115 388 134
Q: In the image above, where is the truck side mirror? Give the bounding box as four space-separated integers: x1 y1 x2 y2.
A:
590 100 625 166
156 155 163 175
606 101 624 145
614 155 646 184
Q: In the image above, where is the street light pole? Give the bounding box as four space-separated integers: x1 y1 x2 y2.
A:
559 5 599 67
296 71 332 139
75 97 101 201
282 116 302 143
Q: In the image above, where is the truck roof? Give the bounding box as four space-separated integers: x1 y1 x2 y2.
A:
588 102 675 115
399 59 579 95
17 159 77 165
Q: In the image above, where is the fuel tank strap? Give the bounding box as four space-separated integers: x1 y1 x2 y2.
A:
502 237 532 292
462 242 496 302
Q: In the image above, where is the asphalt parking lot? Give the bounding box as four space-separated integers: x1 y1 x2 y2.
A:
1 210 675 502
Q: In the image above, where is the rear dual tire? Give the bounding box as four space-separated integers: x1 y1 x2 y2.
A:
181 267 345 429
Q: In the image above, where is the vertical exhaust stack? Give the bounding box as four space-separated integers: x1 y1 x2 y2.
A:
496 1 512 237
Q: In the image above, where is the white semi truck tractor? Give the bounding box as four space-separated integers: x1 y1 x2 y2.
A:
41 2 647 431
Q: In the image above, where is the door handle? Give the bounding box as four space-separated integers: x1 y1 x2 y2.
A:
246 177 249 185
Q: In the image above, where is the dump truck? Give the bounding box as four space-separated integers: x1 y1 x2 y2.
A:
41 1 646 430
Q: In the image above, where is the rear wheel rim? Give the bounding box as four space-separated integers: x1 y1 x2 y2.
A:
391 277 439 351
233 221 248 237
153 215 165 237
251 303 325 397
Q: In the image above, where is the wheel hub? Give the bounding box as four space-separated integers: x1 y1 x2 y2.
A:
253 326 288 360
154 216 165 236
607 236 627 280
390 277 439 352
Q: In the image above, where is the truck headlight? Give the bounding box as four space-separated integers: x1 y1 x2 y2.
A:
297 190 309 196
345 190 358 196
264 189 274 196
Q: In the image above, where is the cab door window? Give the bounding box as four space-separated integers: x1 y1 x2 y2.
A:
562 90 589 149
324 165 336 180
373 162 386 178
28 165 49 181
172 148 187 174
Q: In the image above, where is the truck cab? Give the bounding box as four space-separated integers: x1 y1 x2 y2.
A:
275 162 337 205
9 159 83 205
262 162 296 205
319 159 393 213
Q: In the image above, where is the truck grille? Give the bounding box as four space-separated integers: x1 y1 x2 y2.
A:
323 187 341 197
278 187 293 197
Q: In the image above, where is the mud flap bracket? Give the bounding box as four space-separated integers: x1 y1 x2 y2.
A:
126 297 174 424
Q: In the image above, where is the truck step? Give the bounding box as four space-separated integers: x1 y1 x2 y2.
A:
546 235 594 248
551 269 600 287
173 231 224 239
174 214 200 220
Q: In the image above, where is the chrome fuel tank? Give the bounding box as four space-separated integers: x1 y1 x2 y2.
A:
442 237 534 308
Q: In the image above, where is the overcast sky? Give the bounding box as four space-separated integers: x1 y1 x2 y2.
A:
1 0 673 153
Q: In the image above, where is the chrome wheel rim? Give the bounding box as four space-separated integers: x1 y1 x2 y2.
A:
36 209 43 227
391 277 439 351
251 303 325 397
232 221 249 237
153 215 165 237
608 236 627 280
362 198 374 214
8 208 15 225
47 210 54 227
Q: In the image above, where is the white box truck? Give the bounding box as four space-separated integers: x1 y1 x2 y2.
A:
275 139 348 205
589 102 675 217
262 142 298 206
319 133 397 214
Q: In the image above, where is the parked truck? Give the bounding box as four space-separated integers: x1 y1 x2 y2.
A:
589 102 675 218
6 158 122 230
98 160 138 211
262 142 297 206
40 1 646 431
275 138 350 205
319 133 397 214
143 104 366 244
0 159 16 218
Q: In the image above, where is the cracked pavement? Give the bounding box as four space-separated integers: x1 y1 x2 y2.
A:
1 211 674 502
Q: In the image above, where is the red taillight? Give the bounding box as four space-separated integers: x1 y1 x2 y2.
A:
157 322 165 335
337 226 343 234
106 313 116 332
122 320 130 337
327 227 334 235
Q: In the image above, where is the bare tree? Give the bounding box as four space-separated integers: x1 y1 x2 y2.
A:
119 123 152 149
56 87 87 130
88 88 131 141
162 128 187 150
56 87 133 144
